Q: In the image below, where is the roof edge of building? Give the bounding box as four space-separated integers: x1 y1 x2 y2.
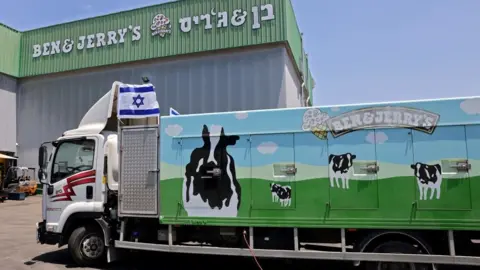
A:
0 23 20 33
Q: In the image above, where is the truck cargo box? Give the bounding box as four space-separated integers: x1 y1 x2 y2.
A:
158 96 480 230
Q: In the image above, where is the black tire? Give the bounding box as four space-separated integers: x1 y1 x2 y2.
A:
68 225 106 267
365 241 431 270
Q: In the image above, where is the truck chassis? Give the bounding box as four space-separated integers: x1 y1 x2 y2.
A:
112 221 480 269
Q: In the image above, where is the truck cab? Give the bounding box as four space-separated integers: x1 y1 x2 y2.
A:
36 82 126 266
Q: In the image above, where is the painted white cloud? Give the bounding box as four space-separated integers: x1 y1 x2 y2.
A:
460 98 480 115
235 111 248 120
365 131 388 144
331 107 340 112
257 142 278 155
208 124 223 136
165 124 183 137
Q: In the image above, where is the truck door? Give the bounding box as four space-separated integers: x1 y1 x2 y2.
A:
328 130 379 210
293 132 330 219
180 128 249 218
412 125 472 210
118 127 159 217
251 133 296 211
466 124 480 207
375 128 415 217
45 138 98 229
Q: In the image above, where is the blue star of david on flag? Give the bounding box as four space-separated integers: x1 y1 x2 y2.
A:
117 83 160 119
132 94 145 108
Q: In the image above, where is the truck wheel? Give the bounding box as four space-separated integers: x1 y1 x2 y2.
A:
68 225 106 267
365 241 431 270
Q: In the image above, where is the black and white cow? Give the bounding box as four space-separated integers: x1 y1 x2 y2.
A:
270 183 292 207
182 124 241 217
410 162 443 200
328 153 356 189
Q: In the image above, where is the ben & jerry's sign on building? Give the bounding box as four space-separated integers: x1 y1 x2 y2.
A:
31 3 275 58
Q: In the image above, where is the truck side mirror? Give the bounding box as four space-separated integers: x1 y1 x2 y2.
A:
38 145 47 169
47 185 54 195
37 168 51 186
37 168 45 181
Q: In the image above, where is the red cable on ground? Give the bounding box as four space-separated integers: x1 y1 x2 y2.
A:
243 230 264 270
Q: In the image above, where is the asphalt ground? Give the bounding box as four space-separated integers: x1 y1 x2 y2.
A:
1 195 477 270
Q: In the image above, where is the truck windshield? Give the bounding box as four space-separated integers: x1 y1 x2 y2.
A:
51 140 95 184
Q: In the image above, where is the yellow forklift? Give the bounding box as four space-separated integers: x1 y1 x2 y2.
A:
0 155 18 202
1 166 38 201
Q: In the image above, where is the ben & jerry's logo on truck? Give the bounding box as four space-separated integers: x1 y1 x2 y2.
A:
302 106 440 139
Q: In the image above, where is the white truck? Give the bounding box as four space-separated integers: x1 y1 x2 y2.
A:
36 81 480 269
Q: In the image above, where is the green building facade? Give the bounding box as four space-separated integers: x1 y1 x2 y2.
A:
0 0 315 167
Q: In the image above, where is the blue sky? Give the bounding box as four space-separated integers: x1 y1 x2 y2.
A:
1 0 480 106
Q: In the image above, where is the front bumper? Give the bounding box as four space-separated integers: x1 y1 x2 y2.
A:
36 220 61 245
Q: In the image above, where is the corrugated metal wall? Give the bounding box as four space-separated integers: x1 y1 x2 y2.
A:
284 0 314 104
0 73 17 153
20 0 285 77
0 24 21 77
283 49 303 107
17 46 300 167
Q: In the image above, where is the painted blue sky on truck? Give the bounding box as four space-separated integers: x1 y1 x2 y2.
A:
160 97 480 168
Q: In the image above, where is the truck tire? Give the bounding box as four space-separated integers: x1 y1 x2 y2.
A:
68 225 106 267
365 241 431 270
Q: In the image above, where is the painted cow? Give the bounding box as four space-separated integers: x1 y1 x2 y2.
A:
410 162 443 200
328 153 356 189
270 183 292 207
182 124 241 217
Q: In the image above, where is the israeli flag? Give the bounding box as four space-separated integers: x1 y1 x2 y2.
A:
117 83 160 119
169 107 180 116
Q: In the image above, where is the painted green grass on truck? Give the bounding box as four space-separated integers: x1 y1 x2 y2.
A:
159 176 480 229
